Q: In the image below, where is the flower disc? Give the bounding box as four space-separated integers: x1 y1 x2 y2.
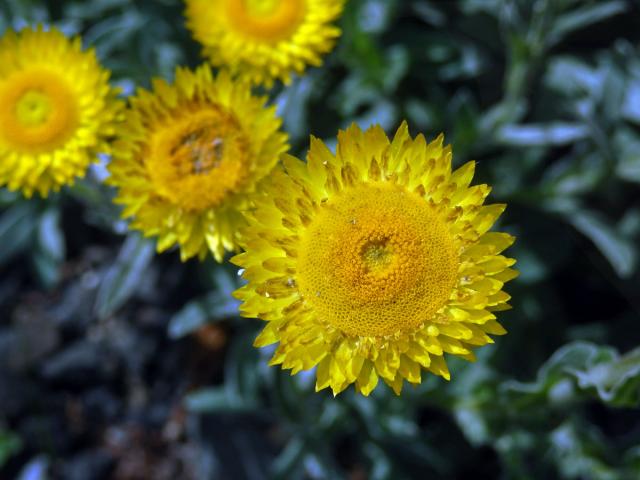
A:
0 26 122 197
184 0 345 86
108 66 289 261
233 122 517 396
297 182 458 337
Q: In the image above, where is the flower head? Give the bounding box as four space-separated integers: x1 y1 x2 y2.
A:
184 0 345 86
108 65 289 262
0 26 122 197
233 123 517 396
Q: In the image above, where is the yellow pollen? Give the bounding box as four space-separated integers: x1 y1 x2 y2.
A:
362 239 394 272
224 0 306 42
297 183 459 337
146 105 250 212
0 68 78 152
16 91 53 126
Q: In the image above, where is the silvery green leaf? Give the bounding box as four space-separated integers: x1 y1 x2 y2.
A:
94 233 155 319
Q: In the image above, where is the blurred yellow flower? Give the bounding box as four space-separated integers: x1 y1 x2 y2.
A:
108 65 289 262
0 26 122 197
233 122 517 396
184 0 345 86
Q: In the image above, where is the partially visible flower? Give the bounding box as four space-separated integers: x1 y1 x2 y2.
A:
184 0 345 86
0 26 122 197
233 122 517 396
108 65 289 262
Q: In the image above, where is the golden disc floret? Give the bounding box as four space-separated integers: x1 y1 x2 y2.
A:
146 105 250 212
184 0 345 86
233 122 517 396
298 182 458 337
225 0 306 42
0 26 122 197
0 69 78 152
108 65 289 262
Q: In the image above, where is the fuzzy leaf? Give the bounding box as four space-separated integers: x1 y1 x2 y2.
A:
94 233 155 319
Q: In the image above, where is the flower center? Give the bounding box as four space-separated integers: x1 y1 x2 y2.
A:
297 183 459 337
147 106 250 212
224 0 306 42
0 68 78 152
362 239 394 272
16 91 53 126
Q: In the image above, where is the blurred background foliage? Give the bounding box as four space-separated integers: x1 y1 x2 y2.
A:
1 0 640 479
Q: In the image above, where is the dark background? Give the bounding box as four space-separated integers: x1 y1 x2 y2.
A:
1 0 640 479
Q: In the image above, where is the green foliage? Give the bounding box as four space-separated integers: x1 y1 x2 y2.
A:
94 233 155 319
1 0 640 479
168 267 239 338
0 429 22 469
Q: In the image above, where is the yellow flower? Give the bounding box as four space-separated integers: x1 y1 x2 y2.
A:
184 0 345 86
233 123 517 396
108 65 289 262
0 26 122 197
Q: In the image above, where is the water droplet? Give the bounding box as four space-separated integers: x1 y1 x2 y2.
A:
237 268 245 277
264 291 270 298
287 278 295 287
315 291 321 297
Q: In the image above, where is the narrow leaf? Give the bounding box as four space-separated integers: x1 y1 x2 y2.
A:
94 233 155 319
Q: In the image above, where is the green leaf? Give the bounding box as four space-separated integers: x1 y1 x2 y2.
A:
509 245 548 284
83 9 145 59
411 1 446 27
17 455 49 480
543 153 605 196
271 437 306 480
335 75 380 117
545 57 603 97
184 387 257 414
622 80 640 125
548 1 627 48
404 98 438 130
94 233 155 319
614 127 640 183
381 45 409 92
358 0 397 34
496 123 589 146
550 420 620 480
32 207 66 288
353 99 397 131
168 291 238 339
224 331 262 402
0 202 38 266
275 75 315 143
619 208 640 238
479 100 527 135
567 210 637 278
569 345 640 407
0 429 22 469
454 407 490 446
36 207 65 261
600 61 626 122
504 342 640 408
364 443 392 480
0 189 20 207
501 341 597 405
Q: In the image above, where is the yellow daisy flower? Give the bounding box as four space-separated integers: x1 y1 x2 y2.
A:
108 65 289 262
233 122 517 396
0 26 122 197
184 0 345 86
